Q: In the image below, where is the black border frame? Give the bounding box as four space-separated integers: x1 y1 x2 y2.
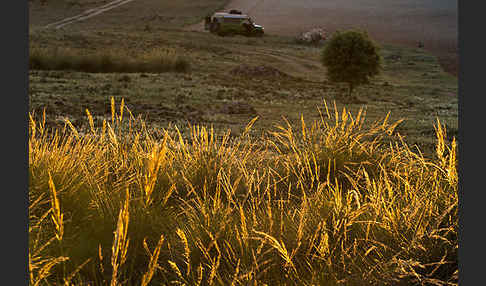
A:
5 0 28 284
457 0 479 285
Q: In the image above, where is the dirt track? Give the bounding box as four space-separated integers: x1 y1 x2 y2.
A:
43 0 137 29
188 0 458 75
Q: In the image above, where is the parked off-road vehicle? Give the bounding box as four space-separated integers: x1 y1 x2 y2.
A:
204 11 264 37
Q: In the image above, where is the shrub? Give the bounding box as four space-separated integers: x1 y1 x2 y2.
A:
321 30 381 98
29 46 190 73
295 27 327 45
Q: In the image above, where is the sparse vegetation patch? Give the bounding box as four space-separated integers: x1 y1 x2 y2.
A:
29 46 191 73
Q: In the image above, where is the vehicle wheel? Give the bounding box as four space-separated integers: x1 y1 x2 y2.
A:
210 23 220 33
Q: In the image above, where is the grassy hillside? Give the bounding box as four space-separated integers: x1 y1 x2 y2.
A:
29 27 457 157
29 0 230 29
29 1 458 285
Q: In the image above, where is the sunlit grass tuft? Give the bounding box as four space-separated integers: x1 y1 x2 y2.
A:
28 98 458 285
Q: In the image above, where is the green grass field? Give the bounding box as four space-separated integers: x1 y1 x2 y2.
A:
29 0 458 284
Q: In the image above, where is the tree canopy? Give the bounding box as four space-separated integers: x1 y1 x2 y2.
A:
321 30 381 98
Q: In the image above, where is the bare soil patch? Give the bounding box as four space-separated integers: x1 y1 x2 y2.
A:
218 101 257 114
43 0 137 29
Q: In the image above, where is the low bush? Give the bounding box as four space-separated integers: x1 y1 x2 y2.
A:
29 46 191 73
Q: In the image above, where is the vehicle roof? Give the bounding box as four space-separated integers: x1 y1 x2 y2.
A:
213 12 249 18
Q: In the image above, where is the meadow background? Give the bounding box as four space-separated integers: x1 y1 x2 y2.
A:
28 0 458 284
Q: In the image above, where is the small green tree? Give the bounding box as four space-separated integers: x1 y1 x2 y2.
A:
321 30 381 98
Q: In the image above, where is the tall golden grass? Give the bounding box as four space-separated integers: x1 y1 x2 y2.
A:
28 98 458 285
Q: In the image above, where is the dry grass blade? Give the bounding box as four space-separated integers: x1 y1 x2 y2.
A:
143 141 168 206
33 256 70 286
63 258 92 286
111 96 115 126
64 118 79 139
119 97 125 123
253 230 295 271
206 232 222 286
168 260 184 281
239 205 249 244
141 235 165 286
243 116 259 137
196 263 204 286
177 228 191 277
110 188 130 286
86 109 95 134
99 244 105 275
48 172 64 241
231 258 241 286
